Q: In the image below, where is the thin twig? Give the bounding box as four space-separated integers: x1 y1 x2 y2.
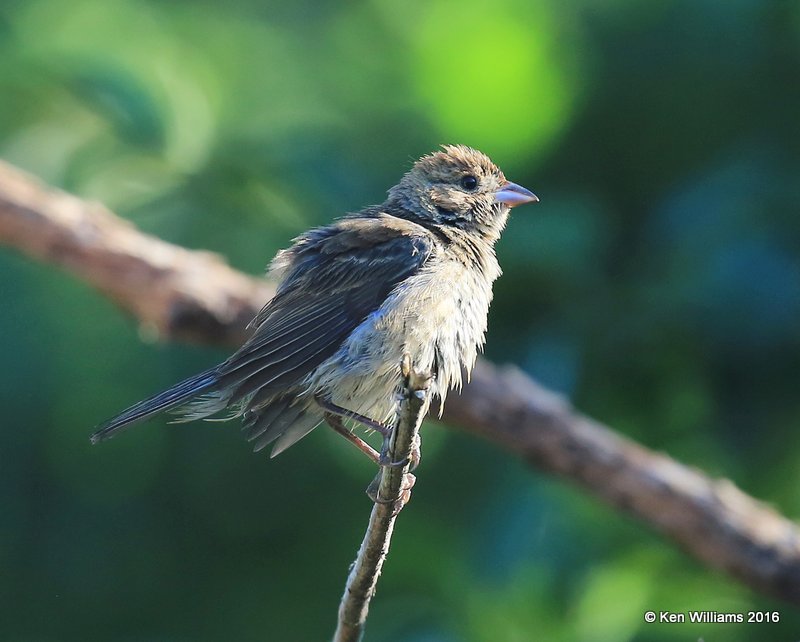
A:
3 160 800 604
333 363 431 642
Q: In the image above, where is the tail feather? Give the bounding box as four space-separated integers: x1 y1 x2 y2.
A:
90 368 219 444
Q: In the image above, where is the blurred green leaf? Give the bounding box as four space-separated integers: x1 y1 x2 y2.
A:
406 0 581 159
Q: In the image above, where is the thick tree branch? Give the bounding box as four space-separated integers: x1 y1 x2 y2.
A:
0 161 272 344
2 159 800 605
441 364 800 604
334 364 431 642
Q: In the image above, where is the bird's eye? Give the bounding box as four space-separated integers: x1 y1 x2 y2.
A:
460 175 478 191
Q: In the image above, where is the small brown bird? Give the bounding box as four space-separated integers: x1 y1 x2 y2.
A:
91 145 537 460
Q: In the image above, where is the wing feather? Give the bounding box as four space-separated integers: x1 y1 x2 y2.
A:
216 218 434 413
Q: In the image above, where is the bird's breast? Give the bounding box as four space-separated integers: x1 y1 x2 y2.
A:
309 254 499 421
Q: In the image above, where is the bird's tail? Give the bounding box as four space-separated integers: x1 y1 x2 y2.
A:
90 368 219 444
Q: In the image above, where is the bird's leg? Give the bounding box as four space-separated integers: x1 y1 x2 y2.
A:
323 412 380 464
321 408 419 503
324 411 414 506
315 394 423 469
314 395 392 437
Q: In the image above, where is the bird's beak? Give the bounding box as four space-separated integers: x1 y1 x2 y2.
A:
494 181 539 207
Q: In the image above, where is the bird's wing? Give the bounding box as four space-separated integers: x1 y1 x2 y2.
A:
215 215 435 405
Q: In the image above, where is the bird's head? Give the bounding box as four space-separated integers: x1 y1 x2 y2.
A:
388 145 538 242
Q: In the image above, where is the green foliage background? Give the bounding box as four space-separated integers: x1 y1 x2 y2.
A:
1 0 799 640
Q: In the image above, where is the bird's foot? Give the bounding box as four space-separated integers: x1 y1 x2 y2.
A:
377 431 421 471
366 471 416 513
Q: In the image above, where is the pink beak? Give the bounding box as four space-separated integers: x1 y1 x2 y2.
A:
494 181 539 207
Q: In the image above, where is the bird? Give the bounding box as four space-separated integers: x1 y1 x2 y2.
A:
90 145 538 461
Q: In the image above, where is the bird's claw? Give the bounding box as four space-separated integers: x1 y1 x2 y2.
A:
366 472 416 513
378 432 421 471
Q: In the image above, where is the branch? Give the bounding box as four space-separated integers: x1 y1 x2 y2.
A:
441 364 800 604
0 161 272 344
3 160 800 605
334 363 431 642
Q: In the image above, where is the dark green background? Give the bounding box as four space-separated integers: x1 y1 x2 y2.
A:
1 0 799 640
